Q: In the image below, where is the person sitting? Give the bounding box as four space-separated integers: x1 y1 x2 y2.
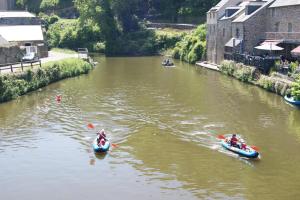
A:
230 134 239 147
240 140 247 150
97 129 107 146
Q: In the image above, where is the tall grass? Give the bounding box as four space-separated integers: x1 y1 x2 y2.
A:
0 58 93 103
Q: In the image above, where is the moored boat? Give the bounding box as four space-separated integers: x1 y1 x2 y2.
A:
221 137 259 159
93 138 110 153
284 95 300 106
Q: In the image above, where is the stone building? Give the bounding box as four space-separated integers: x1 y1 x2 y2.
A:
206 0 300 64
0 11 48 64
0 0 15 10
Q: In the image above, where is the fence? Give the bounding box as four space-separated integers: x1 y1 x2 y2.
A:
225 53 277 74
0 60 41 73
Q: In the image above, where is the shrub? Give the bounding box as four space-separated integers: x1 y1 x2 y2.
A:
0 59 93 103
291 77 300 100
172 24 206 64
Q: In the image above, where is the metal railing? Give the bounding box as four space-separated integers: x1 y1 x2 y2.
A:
225 52 277 74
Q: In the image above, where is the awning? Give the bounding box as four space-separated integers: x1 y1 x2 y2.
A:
255 43 283 51
291 46 300 56
225 38 242 47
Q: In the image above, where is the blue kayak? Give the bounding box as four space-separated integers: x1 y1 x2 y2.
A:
93 138 110 153
284 95 300 106
221 139 259 158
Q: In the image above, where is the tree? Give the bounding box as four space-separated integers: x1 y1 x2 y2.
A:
40 0 59 13
75 0 120 54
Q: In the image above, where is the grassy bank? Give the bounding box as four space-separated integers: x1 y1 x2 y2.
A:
0 58 93 103
220 60 292 96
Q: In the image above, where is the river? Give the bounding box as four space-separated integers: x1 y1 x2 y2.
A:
1 56 300 200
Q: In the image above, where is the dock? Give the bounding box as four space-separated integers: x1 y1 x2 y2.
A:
196 61 220 71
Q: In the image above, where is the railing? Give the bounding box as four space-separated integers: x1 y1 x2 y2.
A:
225 52 277 74
0 60 41 73
265 32 300 42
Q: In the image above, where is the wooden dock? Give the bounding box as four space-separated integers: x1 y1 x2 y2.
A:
196 61 220 71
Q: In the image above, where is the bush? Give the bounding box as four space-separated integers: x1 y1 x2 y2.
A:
291 77 300 100
172 24 206 64
0 59 93 103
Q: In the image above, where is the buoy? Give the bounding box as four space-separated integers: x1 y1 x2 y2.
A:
88 123 95 129
56 95 62 102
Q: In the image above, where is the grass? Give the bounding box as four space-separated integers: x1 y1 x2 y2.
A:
51 48 77 54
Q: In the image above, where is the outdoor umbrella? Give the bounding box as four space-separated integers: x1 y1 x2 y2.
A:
254 43 283 51
291 46 300 57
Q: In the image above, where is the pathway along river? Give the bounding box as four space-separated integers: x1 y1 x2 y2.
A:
1 56 300 200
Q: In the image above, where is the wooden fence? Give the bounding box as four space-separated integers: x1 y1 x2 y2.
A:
0 60 41 73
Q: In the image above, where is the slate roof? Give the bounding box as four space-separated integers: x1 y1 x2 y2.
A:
269 0 300 8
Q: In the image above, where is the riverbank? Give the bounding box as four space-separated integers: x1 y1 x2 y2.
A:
0 58 93 103
216 60 292 97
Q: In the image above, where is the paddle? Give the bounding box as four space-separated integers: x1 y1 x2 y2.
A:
87 123 119 148
217 135 226 139
250 145 260 152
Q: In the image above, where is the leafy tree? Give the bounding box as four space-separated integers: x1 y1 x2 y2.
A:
40 0 59 13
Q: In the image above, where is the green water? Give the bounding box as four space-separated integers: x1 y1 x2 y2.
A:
0 56 300 200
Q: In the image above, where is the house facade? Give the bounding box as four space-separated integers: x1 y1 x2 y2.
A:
0 0 15 10
206 0 300 65
0 11 48 64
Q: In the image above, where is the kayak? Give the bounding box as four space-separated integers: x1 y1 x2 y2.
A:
284 95 300 106
221 138 259 158
93 138 110 153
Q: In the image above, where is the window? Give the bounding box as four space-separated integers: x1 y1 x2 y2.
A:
275 22 280 32
223 28 225 37
236 28 240 38
288 23 293 32
213 25 215 33
271 8 275 17
213 12 215 18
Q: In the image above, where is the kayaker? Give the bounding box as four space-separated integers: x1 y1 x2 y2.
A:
97 129 107 145
240 140 247 150
230 134 239 147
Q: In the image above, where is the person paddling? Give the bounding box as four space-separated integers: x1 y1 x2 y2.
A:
230 134 239 147
97 129 107 146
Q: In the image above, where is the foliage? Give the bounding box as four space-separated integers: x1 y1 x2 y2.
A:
291 76 300 100
220 60 257 82
172 24 206 64
46 18 103 52
220 60 291 96
40 0 59 12
0 59 93 103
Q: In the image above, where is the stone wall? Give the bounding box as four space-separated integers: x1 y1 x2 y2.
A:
240 5 269 54
217 19 233 64
0 45 21 64
266 5 300 33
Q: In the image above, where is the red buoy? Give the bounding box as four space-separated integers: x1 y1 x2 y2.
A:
56 95 62 102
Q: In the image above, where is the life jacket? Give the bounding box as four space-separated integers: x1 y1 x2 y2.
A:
99 138 106 146
230 137 238 145
241 143 247 150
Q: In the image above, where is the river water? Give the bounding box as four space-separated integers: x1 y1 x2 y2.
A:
1 56 300 200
